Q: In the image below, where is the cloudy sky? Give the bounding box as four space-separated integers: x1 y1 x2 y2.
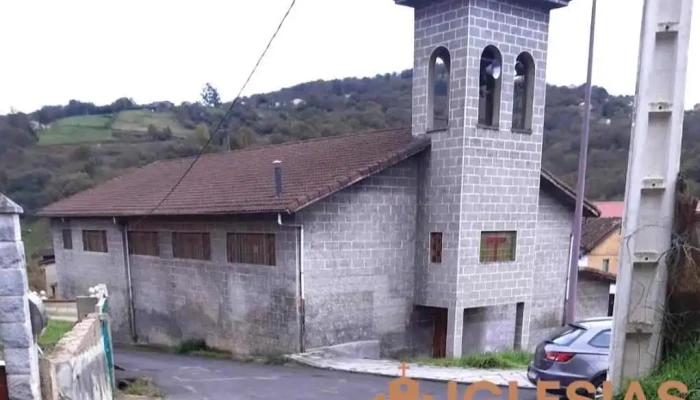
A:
1 0 699 115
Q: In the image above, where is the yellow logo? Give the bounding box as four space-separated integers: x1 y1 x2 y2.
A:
374 363 434 400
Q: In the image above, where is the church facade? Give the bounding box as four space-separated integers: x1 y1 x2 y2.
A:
39 0 596 358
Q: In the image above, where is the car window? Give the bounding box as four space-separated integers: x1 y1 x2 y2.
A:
589 330 611 348
546 324 586 346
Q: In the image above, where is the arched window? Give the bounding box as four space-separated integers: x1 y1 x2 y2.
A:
427 46 451 131
478 45 502 128
512 52 536 131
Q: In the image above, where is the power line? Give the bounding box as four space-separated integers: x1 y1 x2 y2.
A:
133 0 297 225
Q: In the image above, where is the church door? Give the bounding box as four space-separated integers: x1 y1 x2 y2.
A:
433 308 448 358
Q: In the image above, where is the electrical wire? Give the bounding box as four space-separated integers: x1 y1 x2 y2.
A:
133 0 297 225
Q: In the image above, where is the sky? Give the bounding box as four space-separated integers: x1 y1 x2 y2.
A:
1 0 699 115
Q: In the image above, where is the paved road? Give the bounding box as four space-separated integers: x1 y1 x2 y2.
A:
115 349 540 400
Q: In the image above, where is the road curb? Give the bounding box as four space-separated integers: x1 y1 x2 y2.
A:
286 355 536 390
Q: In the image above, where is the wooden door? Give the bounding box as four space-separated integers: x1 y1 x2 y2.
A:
433 308 448 358
0 365 9 400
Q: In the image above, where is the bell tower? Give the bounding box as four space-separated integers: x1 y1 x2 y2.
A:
397 0 571 357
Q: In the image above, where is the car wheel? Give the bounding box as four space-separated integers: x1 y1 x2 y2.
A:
591 377 605 400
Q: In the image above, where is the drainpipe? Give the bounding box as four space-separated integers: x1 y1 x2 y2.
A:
278 213 305 353
118 219 137 342
273 159 305 352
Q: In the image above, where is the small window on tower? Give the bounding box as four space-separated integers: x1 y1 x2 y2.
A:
478 45 502 128
512 52 535 132
427 46 451 131
479 231 516 263
430 232 443 263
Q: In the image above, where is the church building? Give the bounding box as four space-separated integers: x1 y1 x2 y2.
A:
40 0 599 358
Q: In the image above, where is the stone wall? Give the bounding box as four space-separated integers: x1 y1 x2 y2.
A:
0 194 41 400
296 159 418 355
40 314 112 400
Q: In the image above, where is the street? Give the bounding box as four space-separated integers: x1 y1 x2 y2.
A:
115 349 540 400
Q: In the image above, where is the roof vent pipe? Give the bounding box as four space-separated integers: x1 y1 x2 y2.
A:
273 160 282 197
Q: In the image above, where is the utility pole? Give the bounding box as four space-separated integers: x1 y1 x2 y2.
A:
565 0 597 324
609 0 694 390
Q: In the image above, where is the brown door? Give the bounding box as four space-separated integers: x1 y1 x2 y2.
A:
433 308 448 358
0 365 9 400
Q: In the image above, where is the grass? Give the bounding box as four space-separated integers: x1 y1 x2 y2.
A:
614 341 700 400
38 319 75 351
112 110 192 137
21 218 51 261
118 377 164 398
409 351 532 370
39 115 114 145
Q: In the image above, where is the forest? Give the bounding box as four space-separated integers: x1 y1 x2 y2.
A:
3 69 700 222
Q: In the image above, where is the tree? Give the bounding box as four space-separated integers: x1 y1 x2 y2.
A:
192 125 210 146
201 83 222 108
231 127 255 150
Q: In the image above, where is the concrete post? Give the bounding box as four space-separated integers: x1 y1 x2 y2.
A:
0 193 41 400
446 307 463 358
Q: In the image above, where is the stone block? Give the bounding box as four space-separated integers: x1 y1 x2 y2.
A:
0 269 27 295
0 214 21 242
0 321 34 348
0 242 25 269
0 295 29 323
3 347 36 375
7 373 39 400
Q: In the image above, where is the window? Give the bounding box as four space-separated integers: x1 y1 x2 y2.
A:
478 45 502 127
128 231 160 256
602 258 610 272
588 330 611 348
82 230 107 253
512 52 535 131
62 229 73 250
430 232 443 263
172 232 211 261
227 233 276 266
546 324 586 346
427 46 451 131
479 231 516 262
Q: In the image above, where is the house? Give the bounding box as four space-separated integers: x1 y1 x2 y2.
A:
36 248 59 298
593 201 624 218
580 217 622 274
39 0 605 358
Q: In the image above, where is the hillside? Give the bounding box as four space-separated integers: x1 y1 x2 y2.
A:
3 70 700 264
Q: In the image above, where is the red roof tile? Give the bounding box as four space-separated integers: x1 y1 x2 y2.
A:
38 128 429 217
593 201 624 218
38 128 600 218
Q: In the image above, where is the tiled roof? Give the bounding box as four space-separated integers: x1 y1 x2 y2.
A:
581 217 622 254
38 128 429 217
39 128 599 218
579 267 616 283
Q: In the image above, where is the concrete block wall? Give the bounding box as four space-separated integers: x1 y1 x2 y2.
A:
126 216 298 355
410 0 554 355
462 304 516 354
528 191 571 349
52 215 299 355
576 277 611 320
296 159 418 355
51 218 131 342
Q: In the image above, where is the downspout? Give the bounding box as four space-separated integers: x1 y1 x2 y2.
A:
118 218 137 342
273 159 305 352
278 213 305 353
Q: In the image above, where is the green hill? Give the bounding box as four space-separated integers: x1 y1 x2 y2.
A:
39 115 114 145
